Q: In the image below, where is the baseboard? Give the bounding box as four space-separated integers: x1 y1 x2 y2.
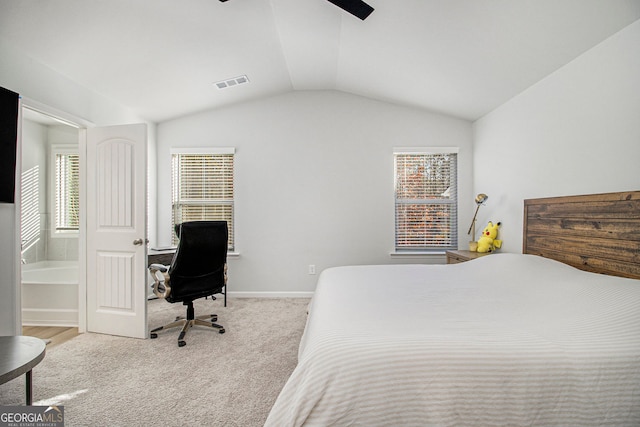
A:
22 308 79 327
227 291 314 299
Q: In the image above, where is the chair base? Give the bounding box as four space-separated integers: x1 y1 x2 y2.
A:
150 301 224 347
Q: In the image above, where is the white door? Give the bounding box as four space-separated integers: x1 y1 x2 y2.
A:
85 124 147 338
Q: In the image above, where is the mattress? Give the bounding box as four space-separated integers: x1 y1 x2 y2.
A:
265 253 640 426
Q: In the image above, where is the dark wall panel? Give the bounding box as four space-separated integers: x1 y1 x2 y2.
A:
0 87 19 203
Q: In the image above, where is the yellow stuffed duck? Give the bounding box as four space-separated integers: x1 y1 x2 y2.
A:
477 221 502 253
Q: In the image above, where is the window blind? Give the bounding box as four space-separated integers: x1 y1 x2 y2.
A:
55 153 80 231
171 152 234 249
394 151 457 251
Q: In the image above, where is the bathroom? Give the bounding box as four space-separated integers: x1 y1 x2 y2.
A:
20 108 80 327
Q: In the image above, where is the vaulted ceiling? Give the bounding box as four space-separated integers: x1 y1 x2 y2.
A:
1 0 639 123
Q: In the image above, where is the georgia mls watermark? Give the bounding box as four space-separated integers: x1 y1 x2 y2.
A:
0 406 64 427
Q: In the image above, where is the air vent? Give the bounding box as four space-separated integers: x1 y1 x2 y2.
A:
215 75 249 90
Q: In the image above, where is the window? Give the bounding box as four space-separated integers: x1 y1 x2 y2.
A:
171 148 235 249
53 145 80 234
394 148 458 251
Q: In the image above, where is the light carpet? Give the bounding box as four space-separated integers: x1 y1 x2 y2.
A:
1 297 310 427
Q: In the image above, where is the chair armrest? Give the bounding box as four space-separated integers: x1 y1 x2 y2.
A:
149 264 171 299
149 263 168 273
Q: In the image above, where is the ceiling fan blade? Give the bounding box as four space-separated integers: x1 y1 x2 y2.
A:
326 0 374 20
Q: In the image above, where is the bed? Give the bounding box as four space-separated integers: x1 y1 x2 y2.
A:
265 191 640 427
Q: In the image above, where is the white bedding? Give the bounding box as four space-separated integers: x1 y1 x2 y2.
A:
265 254 640 426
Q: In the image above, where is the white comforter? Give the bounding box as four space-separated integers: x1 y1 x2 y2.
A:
265 254 640 426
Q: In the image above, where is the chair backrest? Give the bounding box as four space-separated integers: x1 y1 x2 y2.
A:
167 221 228 303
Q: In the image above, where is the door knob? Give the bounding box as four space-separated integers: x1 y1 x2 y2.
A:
133 238 145 246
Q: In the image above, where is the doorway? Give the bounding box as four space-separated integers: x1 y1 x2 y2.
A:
20 106 83 331
16 102 149 339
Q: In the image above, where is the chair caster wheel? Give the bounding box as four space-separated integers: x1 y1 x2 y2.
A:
150 333 158 339
219 329 225 334
178 340 186 347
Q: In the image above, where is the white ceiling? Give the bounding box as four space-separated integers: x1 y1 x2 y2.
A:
2 0 639 123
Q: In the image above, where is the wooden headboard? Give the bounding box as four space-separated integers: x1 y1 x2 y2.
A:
523 191 640 280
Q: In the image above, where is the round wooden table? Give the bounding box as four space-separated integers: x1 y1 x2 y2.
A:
0 336 46 405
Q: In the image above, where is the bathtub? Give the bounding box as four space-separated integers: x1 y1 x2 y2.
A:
22 260 78 285
22 261 79 326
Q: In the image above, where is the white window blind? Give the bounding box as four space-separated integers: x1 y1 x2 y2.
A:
171 150 235 249
394 149 457 251
55 152 80 231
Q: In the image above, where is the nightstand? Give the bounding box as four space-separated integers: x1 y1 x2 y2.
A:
446 250 490 264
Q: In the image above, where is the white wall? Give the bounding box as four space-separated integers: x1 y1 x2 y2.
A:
0 39 156 335
472 19 640 252
157 91 473 293
20 120 48 263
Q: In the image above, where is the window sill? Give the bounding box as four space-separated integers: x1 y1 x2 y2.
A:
390 251 446 256
389 251 447 264
51 230 79 239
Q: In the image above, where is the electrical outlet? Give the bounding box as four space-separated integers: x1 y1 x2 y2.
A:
308 264 316 275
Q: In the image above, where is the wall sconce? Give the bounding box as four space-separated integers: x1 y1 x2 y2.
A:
467 193 488 249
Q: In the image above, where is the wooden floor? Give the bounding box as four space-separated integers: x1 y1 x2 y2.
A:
22 326 79 349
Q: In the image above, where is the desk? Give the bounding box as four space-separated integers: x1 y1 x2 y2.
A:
148 248 176 267
0 336 46 405
445 250 490 264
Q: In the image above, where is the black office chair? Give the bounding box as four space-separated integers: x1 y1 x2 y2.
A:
149 221 227 347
